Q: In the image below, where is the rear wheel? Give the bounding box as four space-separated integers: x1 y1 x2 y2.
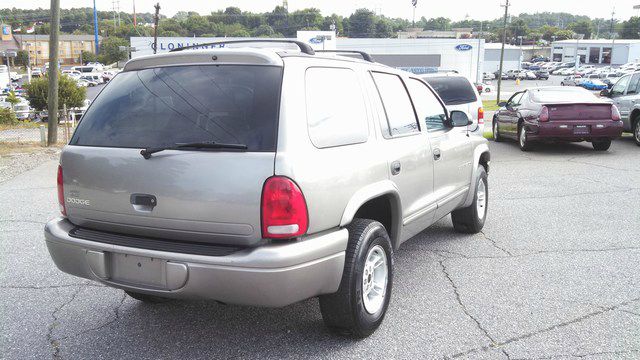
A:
452 165 488 234
634 119 640 146
492 119 503 142
125 290 172 303
319 219 393 338
518 124 532 151
592 139 612 151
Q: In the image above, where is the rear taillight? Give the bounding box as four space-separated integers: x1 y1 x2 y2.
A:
57 165 66 216
539 106 550 122
261 176 308 239
611 105 621 121
477 107 484 124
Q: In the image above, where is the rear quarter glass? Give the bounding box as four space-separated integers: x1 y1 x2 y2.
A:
70 65 283 152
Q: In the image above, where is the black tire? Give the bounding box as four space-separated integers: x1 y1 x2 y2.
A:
634 118 640 146
592 139 612 151
518 123 532 151
561 82 565 86
451 166 488 234
125 290 172 303
319 219 393 338
492 119 503 142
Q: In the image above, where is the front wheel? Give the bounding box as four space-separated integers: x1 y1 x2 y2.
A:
319 219 393 338
634 119 640 146
493 119 503 142
518 124 532 151
592 139 612 151
452 165 488 234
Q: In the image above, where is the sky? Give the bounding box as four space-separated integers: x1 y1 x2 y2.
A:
9 0 640 22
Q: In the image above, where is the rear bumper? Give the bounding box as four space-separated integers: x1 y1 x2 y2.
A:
527 120 624 141
45 217 347 307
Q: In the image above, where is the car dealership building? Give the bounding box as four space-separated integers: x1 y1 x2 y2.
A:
130 33 525 82
550 39 640 65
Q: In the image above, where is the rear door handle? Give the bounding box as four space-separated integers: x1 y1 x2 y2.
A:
391 161 401 175
433 148 442 161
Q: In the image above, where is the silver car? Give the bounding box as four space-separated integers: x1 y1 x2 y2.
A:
44 41 491 337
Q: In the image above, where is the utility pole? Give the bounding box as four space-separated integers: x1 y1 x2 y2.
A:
48 0 60 146
93 0 99 54
133 0 137 27
153 3 160 54
412 0 418 27
476 21 484 83
496 0 509 105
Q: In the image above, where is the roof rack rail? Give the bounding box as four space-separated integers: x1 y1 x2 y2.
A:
315 50 375 63
169 39 316 55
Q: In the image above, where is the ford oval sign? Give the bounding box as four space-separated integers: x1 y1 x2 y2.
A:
455 44 473 51
309 37 323 44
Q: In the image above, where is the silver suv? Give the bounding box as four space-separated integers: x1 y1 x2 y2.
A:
602 71 640 145
44 40 491 337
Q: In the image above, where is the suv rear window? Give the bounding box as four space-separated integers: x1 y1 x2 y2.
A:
422 76 477 105
71 65 282 151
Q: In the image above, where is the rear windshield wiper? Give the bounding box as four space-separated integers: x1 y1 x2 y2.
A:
140 141 248 159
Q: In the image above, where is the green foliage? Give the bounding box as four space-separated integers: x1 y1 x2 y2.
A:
349 9 376 38
24 75 86 112
98 37 129 65
6 92 20 109
80 51 97 65
15 50 29 68
568 20 594 39
0 108 18 125
620 17 640 39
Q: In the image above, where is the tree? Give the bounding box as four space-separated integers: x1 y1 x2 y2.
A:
568 20 594 39
98 37 129 65
267 6 290 36
349 9 376 38
183 15 211 36
24 75 86 112
423 17 451 31
15 50 29 68
6 91 20 111
253 24 275 37
375 19 393 38
620 17 640 39
80 51 97 65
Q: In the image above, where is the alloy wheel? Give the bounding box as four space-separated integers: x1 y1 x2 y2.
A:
476 179 487 220
362 245 388 315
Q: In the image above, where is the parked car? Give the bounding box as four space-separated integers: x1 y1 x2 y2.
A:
44 41 491 338
581 79 608 91
492 86 623 151
483 72 495 81
422 73 485 136
14 102 33 121
561 75 582 86
531 56 550 62
482 82 494 93
76 79 97 87
535 70 550 80
31 69 43 78
600 71 640 145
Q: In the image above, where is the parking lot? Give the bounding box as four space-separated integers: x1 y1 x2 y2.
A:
1 136 638 359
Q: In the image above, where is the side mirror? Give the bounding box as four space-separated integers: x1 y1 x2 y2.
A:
450 110 471 127
600 89 610 97
498 101 507 107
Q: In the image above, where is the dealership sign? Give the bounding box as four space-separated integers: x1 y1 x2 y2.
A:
455 44 473 51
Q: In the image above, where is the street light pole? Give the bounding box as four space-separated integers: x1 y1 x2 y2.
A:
496 0 510 105
79 40 84 65
48 0 61 146
476 22 484 83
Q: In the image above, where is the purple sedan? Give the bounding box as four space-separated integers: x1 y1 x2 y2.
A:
492 87 623 151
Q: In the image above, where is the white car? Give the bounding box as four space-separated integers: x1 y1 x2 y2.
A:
481 82 495 93
77 79 98 87
422 73 485 137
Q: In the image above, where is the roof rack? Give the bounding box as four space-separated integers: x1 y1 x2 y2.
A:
315 50 375 63
169 39 315 55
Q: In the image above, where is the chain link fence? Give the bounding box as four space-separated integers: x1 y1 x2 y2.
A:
0 109 81 145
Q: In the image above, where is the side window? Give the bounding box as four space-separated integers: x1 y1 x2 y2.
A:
611 75 631 97
305 67 369 148
371 72 420 137
627 74 640 95
508 92 524 107
407 78 448 132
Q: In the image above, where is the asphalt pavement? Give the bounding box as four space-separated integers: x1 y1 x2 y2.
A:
1 137 639 359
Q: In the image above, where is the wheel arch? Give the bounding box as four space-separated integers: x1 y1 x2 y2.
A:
630 108 640 129
340 181 403 250
462 143 490 208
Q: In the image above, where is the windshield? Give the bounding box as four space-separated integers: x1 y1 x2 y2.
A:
422 76 478 105
70 65 283 151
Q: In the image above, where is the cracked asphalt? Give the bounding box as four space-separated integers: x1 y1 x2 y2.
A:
1 136 639 360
